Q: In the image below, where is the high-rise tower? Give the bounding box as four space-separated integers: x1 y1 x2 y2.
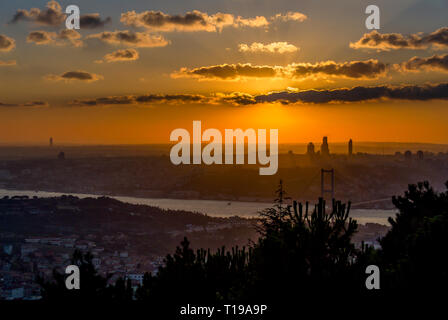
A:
321 136 330 156
307 142 315 155
348 139 353 156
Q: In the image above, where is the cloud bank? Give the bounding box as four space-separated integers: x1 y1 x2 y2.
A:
120 10 306 32
253 83 448 104
71 94 209 106
67 82 448 107
11 1 111 29
172 60 388 80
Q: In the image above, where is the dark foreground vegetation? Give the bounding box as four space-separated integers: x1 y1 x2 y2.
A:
38 180 448 304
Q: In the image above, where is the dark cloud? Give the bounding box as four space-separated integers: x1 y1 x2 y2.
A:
173 60 388 80
172 63 281 80
27 31 51 44
71 94 209 106
27 30 82 47
0 34 16 52
10 1 65 26
11 1 111 29
291 59 387 79
87 30 169 48
121 10 241 32
216 92 257 105
400 54 448 72
67 82 448 107
253 83 448 104
45 70 103 82
80 14 112 29
120 10 306 32
350 27 448 51
98 49 139 63
0 101 48 107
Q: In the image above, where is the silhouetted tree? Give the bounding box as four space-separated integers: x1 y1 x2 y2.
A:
39 180 448 302
379 181 448 291
247 180 367 300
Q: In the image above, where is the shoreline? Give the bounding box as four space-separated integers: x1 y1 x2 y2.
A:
0 187 395 225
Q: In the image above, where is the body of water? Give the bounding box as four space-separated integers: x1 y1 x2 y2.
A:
0 189 395 225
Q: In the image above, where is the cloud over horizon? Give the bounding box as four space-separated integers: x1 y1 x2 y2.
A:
172 60 388 80
65 82 448 108
71 94 210 106
253 83 448 104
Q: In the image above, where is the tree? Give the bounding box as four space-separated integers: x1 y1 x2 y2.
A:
379 181 448 290
247 180 367 300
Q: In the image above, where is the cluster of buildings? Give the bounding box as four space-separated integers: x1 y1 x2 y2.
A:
0 231 164 300
305 137 434 161
306 137 354 157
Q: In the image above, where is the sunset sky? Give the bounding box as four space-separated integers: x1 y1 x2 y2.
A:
1 0 448 144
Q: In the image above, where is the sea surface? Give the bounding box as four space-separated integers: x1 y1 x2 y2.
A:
0 189 395 225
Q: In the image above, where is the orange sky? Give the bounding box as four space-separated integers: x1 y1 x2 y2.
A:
1 1 448 145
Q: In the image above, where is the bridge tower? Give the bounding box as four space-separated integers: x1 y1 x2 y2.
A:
321 168 334 199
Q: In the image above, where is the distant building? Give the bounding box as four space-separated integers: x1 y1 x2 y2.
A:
306 142 315 155
49 137 53 147
321 137 330 156
348 139 353 156
417 150 424 160
404 150 412 160
3 244 13 255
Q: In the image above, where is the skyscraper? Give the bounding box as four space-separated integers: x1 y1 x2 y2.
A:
321 136 330 156
348 139 353 156
307 142 315 155
49 137 53 147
